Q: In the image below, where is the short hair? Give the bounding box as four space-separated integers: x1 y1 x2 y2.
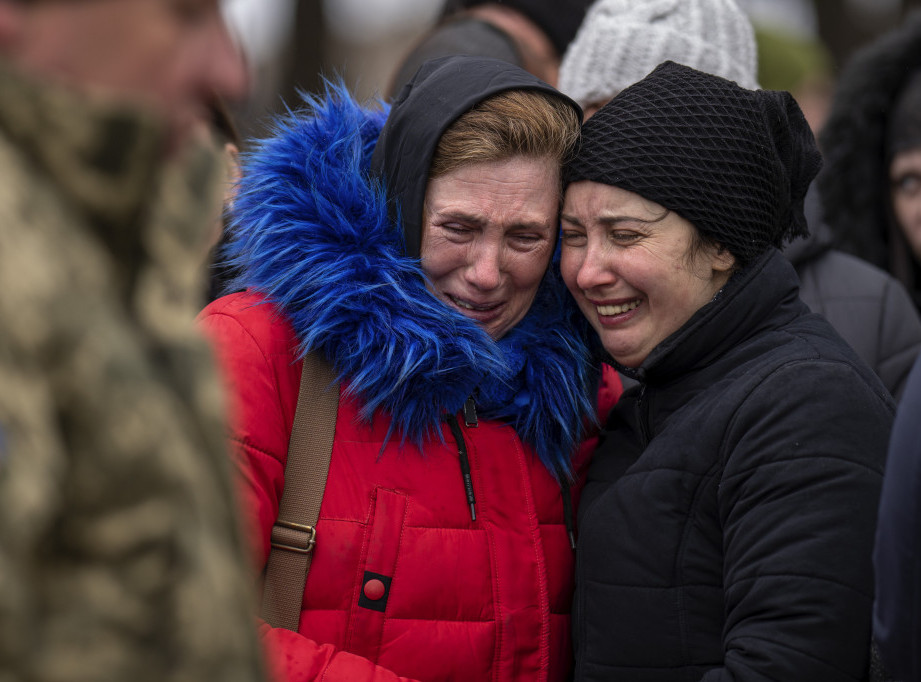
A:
429 89 581 180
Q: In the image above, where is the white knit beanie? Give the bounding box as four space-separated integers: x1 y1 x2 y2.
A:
559 0 759 110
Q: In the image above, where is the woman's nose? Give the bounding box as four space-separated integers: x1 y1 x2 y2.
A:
466 240 503 290
576 242 615 292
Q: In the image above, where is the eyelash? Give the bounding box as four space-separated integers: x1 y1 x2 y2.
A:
560 229 640 246
441 224 545 244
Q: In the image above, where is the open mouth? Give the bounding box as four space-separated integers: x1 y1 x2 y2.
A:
596 300 640 316
449 294 501 312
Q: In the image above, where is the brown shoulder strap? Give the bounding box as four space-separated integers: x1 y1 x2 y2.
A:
260 350 339 631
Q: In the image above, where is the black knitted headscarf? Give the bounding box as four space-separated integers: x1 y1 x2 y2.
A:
565 61 822 266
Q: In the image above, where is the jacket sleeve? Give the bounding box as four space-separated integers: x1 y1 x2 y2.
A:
875 276 921 401
701 360 891 682
199 304 422 682
873 355 921 681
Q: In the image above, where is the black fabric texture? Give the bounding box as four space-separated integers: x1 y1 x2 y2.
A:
572 249 894 681
386 17 522 99
440 0 594 56
784 186 921 400
793 238 921 400
564 61 822 265
874 353 921 682
370 54 579 258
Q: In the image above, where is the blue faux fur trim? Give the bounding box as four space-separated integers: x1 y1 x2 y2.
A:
224 85 598 478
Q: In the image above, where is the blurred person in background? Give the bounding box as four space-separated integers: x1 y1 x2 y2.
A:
820 11 921 314
388 0 593 96
558 0 758 117
0 1 265 681
753 22 834 136
201 55 620 682
558 0 921 399
874 351 921 682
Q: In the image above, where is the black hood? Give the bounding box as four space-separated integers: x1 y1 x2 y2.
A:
370 54 580 258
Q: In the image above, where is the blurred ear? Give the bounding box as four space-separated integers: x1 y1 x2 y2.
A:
225 142 241 183
711 245 736 274
223 142 241 208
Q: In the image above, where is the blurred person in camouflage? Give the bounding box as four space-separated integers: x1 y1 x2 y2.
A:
0 1 266 681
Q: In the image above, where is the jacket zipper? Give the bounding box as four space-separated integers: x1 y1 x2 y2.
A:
636 383 652 448
446 401 478 522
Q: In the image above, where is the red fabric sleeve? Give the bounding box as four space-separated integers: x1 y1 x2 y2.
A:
199 295 420 682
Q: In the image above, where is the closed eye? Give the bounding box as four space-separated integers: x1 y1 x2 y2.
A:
438 223 476 240
610 230 641 243
560 229 586 246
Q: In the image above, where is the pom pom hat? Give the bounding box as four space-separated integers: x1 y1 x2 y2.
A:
559 0 758 109
565 61 822 265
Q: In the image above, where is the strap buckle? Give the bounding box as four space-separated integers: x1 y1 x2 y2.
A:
270 520 317 554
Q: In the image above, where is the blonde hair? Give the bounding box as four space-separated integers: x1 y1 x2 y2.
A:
429 89 580 180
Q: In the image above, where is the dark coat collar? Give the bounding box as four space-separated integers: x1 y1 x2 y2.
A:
618 249 807 385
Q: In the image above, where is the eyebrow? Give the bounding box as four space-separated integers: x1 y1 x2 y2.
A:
434 209 554 232
561 211 668 228
561 213 650 227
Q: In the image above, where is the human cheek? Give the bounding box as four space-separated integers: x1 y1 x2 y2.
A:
559 246 584 296
423 238 473 292
899 200 921 260
515 242 552 283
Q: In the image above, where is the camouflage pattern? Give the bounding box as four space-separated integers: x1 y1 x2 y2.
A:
0 60 266 682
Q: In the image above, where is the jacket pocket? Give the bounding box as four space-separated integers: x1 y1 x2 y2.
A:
345 487 408 662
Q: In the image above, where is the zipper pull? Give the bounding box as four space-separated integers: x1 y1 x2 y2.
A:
463 396 478 428
446 414 477 522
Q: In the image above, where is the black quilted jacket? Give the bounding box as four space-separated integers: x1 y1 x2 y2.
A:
573 249 894 681
785 200 921 400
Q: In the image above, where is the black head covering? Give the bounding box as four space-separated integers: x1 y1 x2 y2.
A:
441 0 593 57
371 54 580 258
565 61 822 266
386 17 521 99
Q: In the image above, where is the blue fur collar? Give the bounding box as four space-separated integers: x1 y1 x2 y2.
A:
224 86 598 477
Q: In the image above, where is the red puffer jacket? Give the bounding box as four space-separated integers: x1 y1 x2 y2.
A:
201 292 621 682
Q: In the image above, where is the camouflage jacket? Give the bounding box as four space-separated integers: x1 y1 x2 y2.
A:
0 61 265 682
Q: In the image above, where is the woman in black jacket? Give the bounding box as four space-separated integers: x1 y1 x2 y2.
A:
559 61 894 681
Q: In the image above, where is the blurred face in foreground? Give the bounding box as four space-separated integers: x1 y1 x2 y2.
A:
560 181 735 367
420 155 560 341
0 0 247 151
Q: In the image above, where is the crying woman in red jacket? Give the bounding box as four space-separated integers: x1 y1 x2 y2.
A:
199 55 620 682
